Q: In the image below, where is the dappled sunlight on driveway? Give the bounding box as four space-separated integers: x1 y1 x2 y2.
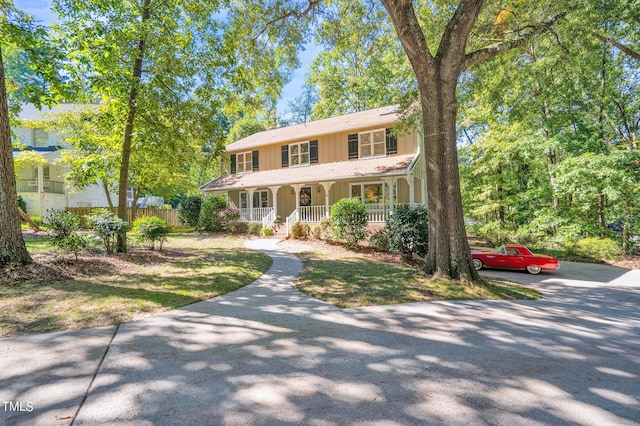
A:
2 239 638 425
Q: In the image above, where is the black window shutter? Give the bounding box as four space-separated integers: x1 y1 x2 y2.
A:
252 150 259 170
348 134 358 159
309 140 318 164
281 145 289 167
230 154 236 174
386 129 397 154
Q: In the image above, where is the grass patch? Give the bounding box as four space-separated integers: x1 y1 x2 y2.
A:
1 234 271 337
294 250 541 308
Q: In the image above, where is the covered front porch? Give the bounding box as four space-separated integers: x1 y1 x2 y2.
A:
214 175 426 229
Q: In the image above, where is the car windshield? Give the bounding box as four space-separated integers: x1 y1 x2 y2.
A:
493 245 507 255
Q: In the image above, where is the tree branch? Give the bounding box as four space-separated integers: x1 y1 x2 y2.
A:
463 12 567 70
591 32 640 62
438 0 486 65
254 0 322 41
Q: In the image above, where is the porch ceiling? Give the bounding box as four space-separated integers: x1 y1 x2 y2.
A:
200 154 417 191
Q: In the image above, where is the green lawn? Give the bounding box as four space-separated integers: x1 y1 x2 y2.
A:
1 234 272 337
293 248 542 308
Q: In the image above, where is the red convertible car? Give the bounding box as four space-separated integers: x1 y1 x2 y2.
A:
471 245 559 275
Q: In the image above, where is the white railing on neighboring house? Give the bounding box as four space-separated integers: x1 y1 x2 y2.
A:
262 209 275 228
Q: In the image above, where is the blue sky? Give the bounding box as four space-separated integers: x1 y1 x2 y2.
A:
14 0 316 117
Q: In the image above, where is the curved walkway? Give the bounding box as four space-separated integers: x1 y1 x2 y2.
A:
1 239 639 425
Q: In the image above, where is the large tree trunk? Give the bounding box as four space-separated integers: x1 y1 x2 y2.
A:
420 72 480 283
116 0 151 253
0 46 32 266
382 0 484 284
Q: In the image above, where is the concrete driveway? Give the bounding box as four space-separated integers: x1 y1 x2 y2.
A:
1 240 639 425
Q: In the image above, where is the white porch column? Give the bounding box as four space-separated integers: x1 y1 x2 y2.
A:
268 186 280 218
246 188 256 221
319 181 335 217
383 177 396 214
408 174 415 206
291 184 303 220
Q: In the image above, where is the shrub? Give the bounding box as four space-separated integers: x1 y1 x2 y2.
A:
247 222 262 235
290 221 310 239
515 227 547 247
226 222 249 234
220 207 240 229
177 195 202 227
198 195 227 232
311 225 323 239
330 198 369 247
575 238 621 260
475 221 512 247
132 216 171 250
86 209 127 254
260 227 273 237
319 217 333 240
385 204 428 257
17 195 26 213
369 229 390 252
274 215 282 224
43 209 87 260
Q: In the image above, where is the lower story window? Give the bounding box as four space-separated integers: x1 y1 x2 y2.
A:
351 183 384 204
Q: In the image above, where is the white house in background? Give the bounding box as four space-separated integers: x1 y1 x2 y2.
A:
12 104 117 216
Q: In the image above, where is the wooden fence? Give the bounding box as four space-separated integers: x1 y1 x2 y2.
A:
65 207 180 226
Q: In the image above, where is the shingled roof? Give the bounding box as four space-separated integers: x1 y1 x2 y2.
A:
226 105 400 152
200 154 416 191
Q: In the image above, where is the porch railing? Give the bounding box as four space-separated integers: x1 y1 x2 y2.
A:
299 205 327 223
366 203 415 222
239 207 273 222
285 210 297 237
17 179 65 194
262 209 275 228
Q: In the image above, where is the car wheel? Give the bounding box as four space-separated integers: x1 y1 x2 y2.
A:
472 258 483 271
526 265 542 275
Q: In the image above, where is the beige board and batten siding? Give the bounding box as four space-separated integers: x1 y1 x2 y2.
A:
229 128 418 173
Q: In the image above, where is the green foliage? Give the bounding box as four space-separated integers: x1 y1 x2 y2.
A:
311 225 323 239
247 222 262 235
575 238 621 261
260 227 273 237
132 216 171 250
474 221 513 247
369 229 390 252
384 204 428 256
319 217 333 241
16 195 26 213
86 209 127 254
177 195 202 227
290 221 310 240
226 222 248 234
330 198 369 247
197 196 228 232
43 209 87 260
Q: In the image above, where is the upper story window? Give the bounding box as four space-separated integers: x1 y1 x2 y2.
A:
230 150 259 174
290 141 309 166
281 140 318 168
33 128 49 147
359 129 386 158
236 152 252 173
349 128 397 160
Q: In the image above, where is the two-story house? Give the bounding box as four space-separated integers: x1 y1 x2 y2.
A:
200 105 426 229
12 104 117 216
